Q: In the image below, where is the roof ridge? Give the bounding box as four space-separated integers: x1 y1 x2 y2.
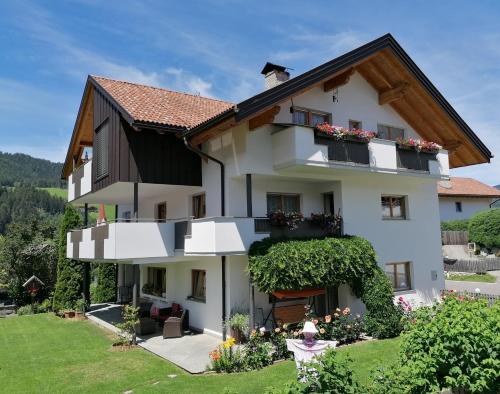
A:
90 75 235 106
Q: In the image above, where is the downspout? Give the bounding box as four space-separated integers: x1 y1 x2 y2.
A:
183 136 227 339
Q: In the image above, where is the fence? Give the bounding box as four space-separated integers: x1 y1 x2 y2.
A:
444 258 500 273
441 230 468 245
449 290 500 306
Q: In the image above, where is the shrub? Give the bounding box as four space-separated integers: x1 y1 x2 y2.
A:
52 205 83 312
37 298 52 313
441 219 469 231
382 295 500 393
116 305 139 345
361 270 403 338
266 348 359 394
209 337 245 373
244 330 275 370
91 263 117 303
17 305 34 315
468 208 500 249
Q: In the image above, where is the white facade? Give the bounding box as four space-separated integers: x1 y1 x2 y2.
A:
68 70 451 337
439 197 494 221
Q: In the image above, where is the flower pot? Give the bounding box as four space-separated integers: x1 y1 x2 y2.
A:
64 311 75 319
75 311 85 320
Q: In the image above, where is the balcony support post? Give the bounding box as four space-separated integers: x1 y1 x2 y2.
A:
222 256 227 341
83 204 91 307
133 182 138 222
246 174 252 217
249 279 255 330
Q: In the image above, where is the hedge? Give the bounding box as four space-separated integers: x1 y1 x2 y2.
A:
468 208 500 249
440 219 469 231
52 205 84 311
91 263 117 303
248 236 403 338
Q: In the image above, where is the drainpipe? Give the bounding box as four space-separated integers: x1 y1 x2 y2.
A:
183 136 227 339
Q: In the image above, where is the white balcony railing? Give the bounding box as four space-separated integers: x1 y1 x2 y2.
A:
67 217 268 262
68 160 92 202
272 125 449 178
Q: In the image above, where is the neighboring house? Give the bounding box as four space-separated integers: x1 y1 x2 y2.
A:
438 177 500 221
62 34 492 338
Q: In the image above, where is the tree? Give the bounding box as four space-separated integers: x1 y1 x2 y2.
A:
0 213 58 305
468 208 500 249
52 205 84 311
91 263 117 303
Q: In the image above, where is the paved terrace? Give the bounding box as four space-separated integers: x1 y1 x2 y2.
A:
86 304 220 374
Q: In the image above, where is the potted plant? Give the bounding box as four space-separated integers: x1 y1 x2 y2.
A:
74 298 86 320
142 283 154 296
224 313 249 344
268 211 303 230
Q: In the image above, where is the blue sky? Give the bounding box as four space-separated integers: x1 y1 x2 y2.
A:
0 0 498 184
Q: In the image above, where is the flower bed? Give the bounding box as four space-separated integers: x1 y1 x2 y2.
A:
396 137 441 153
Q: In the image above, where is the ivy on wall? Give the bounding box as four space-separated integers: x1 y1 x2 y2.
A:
248 236 403 338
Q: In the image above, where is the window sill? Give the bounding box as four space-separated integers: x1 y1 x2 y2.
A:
141 293 168 302
382 217 409 221
393 289 415 295
186 296 206 304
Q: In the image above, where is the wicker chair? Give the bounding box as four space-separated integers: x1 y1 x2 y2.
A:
163 310 186 338
135 317 157 336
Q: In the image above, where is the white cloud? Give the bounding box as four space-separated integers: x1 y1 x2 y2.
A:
165 68 214 97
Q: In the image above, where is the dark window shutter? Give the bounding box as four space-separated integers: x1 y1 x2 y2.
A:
95 121 109 178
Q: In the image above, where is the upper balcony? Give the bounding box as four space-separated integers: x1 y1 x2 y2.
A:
66 216 341 263
68 160 92 202
271 125 449 179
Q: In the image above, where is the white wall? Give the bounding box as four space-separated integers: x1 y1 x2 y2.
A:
439 197 493 221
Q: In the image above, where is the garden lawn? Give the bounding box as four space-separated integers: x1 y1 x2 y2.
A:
0 314 400 393
448 273 496 283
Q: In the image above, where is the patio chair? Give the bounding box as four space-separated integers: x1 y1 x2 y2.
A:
135 317 157 336
138 300 153 317
163 310 186 338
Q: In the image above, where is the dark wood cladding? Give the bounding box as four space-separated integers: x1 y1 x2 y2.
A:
396 146 436 171
92 88 202 192
314 132 370 165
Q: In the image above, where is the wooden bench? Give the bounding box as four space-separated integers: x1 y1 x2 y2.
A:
273 304 306 325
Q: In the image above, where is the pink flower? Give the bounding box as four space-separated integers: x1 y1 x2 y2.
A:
324 315 332 323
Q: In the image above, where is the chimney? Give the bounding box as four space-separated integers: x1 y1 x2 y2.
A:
261 62 290 90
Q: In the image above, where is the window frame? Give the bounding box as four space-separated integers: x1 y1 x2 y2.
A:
377 123 405 141
385 262 412 292
266 192 301 214
349 120 362 130
292 106 331 127
190 269 206 302
381 195 408 220
191 193 206 219
94 119 110 180
156 202 167 222
143 267 167 298
455 201 463 213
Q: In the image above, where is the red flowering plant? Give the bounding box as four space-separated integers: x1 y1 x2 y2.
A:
310 213 343 235
267 210 303 230
315 122 377 143
396 137 442 153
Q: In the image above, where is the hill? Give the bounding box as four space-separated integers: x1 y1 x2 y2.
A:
0 151 64 188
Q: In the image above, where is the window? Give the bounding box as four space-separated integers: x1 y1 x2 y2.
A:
292 107 330 126
190 270 206 301
455 202 462 212
381 196 407 219
349 120 362 130
377 124 404 141
267 193 301 213
192 193 206 219
323 192 334 215
143 267 166 298
156 202 167 222
94 120 109 179
385 262 411 291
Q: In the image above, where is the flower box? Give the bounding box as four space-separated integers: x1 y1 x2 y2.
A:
314 131 370 164
396 145 437 171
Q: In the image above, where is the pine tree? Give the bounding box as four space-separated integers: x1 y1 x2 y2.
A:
92 263 117 303
52 205 83 311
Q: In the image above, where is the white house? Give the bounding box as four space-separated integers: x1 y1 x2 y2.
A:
438 177 500 222
62 34 492 338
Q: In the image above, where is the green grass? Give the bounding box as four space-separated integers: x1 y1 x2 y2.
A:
0 314 400 393
40 187 116 221
448 273 496 283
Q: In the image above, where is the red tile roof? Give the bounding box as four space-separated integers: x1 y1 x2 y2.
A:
438 177 500 198
91 76 234 129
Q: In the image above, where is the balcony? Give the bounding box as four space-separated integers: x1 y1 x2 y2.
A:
67 217 268 262
68 160 92 202
272 125 449 178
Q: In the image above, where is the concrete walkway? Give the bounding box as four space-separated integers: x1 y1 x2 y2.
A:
445 270 500 295
86 304 220 373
